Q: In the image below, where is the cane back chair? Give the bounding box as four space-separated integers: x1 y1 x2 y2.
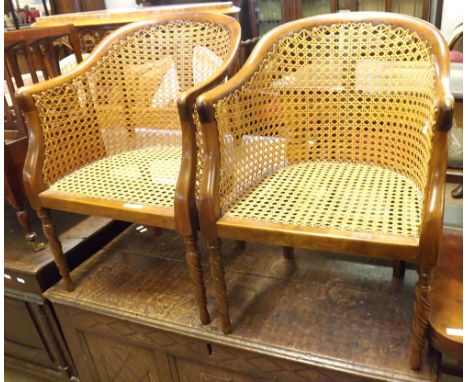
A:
5 24 83 251
196 12 453 369
16 13 241 325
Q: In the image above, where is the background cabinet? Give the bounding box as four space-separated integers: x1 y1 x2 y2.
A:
245 0 436 51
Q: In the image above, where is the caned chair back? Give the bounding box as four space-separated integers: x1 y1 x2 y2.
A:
30 16 234 188
210 15 440 213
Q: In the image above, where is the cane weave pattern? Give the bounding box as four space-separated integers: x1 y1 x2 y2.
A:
212 22 437 237
33 20 231 207
51 147 180 207
225 161 423 237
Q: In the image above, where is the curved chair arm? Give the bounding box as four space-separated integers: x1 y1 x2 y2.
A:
16 20 160 210
195 26 276 238
16 13 241 213
16 19 167 209
174 16 241 236
418 19 454 267
418 96 454 268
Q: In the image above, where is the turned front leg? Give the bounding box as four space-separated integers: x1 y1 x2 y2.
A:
208 239 232 334
410 267 433 370
37 208 74 291
283 246 294 260
183 234 210 325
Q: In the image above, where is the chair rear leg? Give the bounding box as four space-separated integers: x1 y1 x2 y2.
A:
153 227 163 236
5 187 45 251
410 267 433 370
183 234 210 325
234 240 246 250
16 207 46 252
37 208 74 292
283 246 294 260
208 239 232 334
392 260 406 279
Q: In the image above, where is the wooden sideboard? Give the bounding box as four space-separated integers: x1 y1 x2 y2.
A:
33 2 241 53
46 225 440 382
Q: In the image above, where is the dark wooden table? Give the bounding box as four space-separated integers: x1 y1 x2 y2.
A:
46 224 444 382
32 2 240 53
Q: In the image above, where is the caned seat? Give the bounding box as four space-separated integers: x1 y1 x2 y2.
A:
17 14 241 326
195 12 453 371
221 161 423 238
50 146 181 209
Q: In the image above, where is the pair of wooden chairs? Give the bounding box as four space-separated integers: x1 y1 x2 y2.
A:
17 12 452 370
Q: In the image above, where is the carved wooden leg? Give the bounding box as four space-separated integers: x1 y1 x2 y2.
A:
410 268 433 370
183 235 210 325
16 208 46 252
392 260 406 279
208 239 232 334
37 208 74 292
283 246 294 260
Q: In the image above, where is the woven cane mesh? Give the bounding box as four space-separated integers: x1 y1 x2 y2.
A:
34 20 231 207
225 161 423 237
51 147 180 207
212 22 437 237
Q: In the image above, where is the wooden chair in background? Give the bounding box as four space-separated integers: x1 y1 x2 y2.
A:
196 13 453 370
446 23 463 199
16 13 241 325
5 24 82 251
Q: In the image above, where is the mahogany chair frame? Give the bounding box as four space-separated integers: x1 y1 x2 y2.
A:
5 24 82 251
16 13 241 326
196 12 453 370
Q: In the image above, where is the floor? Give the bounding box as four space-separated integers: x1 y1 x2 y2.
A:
4 369 50 382
5 182 463 382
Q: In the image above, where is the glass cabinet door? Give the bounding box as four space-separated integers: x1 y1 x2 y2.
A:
301 0 331 17
251 0 430 40
391 0 426 19
255 0 283 35
306 0 428 19
358 0 385 11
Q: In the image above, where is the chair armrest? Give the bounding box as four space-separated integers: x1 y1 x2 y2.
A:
415 23 453 266
14 24 127 210
16 79 100 210
195 59 268 238
174 19 241 235
196 31 291 238
418 96 454 268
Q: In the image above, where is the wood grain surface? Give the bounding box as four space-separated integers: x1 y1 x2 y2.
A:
46 224 444 381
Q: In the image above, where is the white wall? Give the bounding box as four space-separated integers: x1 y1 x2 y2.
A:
440 0 464 37
104 0 140 10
